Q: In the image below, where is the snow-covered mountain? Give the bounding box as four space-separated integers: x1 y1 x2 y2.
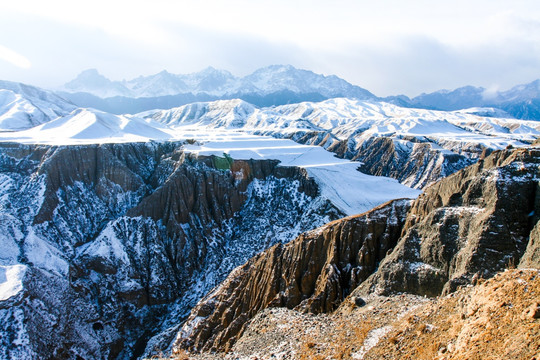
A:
500 79 540 102
388 79 540 120
407 85 487 111
0 81 76 131
63 69 133 98
144 98 540 143
0 108 174 144
60 65 375 100
141 97 539 188
58 66 540 120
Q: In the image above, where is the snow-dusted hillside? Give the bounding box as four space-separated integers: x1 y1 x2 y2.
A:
0 108 174 144
144 98 540 144
0 81 76 131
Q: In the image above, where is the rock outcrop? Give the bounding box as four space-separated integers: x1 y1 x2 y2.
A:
359 148 540 296
363 269 540 360
174 199 411 353
0 142 340 359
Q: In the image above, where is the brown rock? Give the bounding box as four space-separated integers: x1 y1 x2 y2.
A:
358 148 540 297
174 199 412 353
526 303 540 319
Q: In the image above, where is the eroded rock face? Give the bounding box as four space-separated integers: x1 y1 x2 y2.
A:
519 181 540 268
174 199 411 353
358 148 540 296
0 142 339 359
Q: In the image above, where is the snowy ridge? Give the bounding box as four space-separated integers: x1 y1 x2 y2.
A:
0 108 174 144
144 98 540 148
0 81 76 131
58 67 540 120
141 99 257 128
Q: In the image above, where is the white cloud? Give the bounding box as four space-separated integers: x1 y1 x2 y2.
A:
0 45 31 69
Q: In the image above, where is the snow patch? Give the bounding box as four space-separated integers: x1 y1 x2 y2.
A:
443 206 484 216
78 223 130 264
0 264 27 301
408 262 441 273
23 228 69 276
352 325 392 359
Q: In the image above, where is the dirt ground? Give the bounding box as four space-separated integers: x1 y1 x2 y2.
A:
161 269 540 360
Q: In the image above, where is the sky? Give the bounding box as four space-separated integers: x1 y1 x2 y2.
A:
0 0 539 97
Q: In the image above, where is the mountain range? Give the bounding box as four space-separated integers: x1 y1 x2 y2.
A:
57 65 540 120
0 69 539 360
1 80 539 191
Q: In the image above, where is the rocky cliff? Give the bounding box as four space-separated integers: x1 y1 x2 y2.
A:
359 147 540 296
0 142 341 359
175 147 539 355
224 269 540 360
173 199 411 353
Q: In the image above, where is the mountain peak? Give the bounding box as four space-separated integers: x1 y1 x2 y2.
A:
198 66 219 73
63 69 133 97
269 64 295 71
194 66 233 77
253 64 298 74
80 68 101 76
71 69 108 82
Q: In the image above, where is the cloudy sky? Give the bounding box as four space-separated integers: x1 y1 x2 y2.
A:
0 0 539 96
